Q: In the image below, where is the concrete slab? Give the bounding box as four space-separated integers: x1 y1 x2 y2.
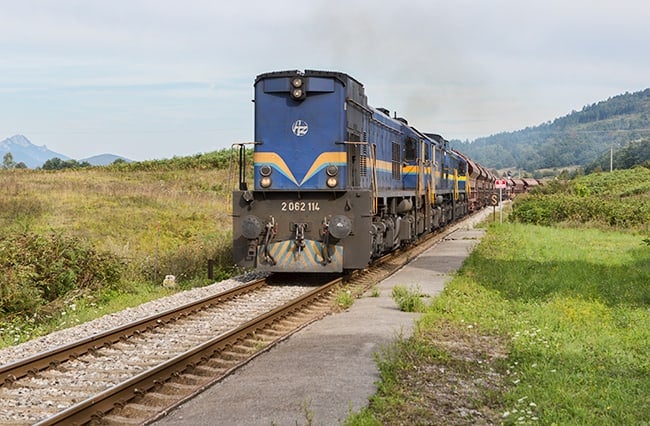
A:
155 216 489 426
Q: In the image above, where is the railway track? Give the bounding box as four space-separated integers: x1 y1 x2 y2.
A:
0 277 340 425
0 211 484 425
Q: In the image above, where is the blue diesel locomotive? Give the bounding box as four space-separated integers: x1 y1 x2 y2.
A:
232 70 489 273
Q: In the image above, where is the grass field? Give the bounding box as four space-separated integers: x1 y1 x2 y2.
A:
347 168 650 425
348 223 649 425
1 157 239 346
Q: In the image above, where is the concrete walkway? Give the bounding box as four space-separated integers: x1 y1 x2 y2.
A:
155 214 489 425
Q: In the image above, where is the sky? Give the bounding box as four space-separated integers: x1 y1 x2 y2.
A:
1 0 648 161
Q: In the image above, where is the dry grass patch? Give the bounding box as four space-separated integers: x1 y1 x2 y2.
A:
349 320 508 425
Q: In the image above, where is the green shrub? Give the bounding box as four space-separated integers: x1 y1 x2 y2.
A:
140 232 233 285
511 168 650 230
107 148 253 172
0 232 123 315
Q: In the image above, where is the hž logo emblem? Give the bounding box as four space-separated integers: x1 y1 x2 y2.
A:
292 120 309 136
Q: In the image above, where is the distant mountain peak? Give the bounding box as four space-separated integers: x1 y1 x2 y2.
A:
6 134 32 147
81 153 132 166
0 134 132 168
0 134 70 168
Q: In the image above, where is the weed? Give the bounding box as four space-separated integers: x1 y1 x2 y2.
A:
391 285 426 312
336 288 355 310
300 397 315 426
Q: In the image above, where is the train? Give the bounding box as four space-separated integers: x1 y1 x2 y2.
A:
232 70 495 273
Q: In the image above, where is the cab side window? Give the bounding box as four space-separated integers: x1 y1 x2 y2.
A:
404 137 416 162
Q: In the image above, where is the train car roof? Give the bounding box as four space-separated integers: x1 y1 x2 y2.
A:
454 149 479 169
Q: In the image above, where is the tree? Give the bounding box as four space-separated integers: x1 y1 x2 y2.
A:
42 157 66 170
41 157 90 170
2 152 16 169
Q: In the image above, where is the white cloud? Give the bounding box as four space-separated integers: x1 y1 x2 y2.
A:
1 0 648 159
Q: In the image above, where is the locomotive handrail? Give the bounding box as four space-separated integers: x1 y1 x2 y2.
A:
370 143 378 215
345 96 373 114
335 140 369 145
229 142 261 193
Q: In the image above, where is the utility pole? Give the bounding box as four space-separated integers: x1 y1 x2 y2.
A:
610 145 613 172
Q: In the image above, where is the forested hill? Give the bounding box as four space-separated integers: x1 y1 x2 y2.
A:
452 88 650 171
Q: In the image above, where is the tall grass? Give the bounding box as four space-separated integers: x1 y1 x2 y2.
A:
0 152 240 343
0 167 234 282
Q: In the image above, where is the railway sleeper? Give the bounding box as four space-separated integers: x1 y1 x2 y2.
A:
189 364 220 376
237 339 263 349
206 358 239 370
101 414 142 425
143 391 184 402
159 381 196 392
219 349 247 360
114 402 161 418
128 356 175 368
255 328 285 338
230 343 255 354
175 373 206 385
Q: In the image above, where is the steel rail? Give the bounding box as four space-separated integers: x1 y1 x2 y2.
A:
35 276 342 425
0 278 267 386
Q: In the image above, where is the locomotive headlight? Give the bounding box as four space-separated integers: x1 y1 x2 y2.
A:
260 176 272 188
329 215 352 239
290 77 306 101
260 164 272 177
326 165 339 177
326 177 338 188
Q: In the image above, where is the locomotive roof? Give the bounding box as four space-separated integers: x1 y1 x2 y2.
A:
255 69 363 88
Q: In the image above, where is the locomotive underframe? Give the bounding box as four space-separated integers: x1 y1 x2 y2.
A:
233 189 373 272
232 188 468 273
